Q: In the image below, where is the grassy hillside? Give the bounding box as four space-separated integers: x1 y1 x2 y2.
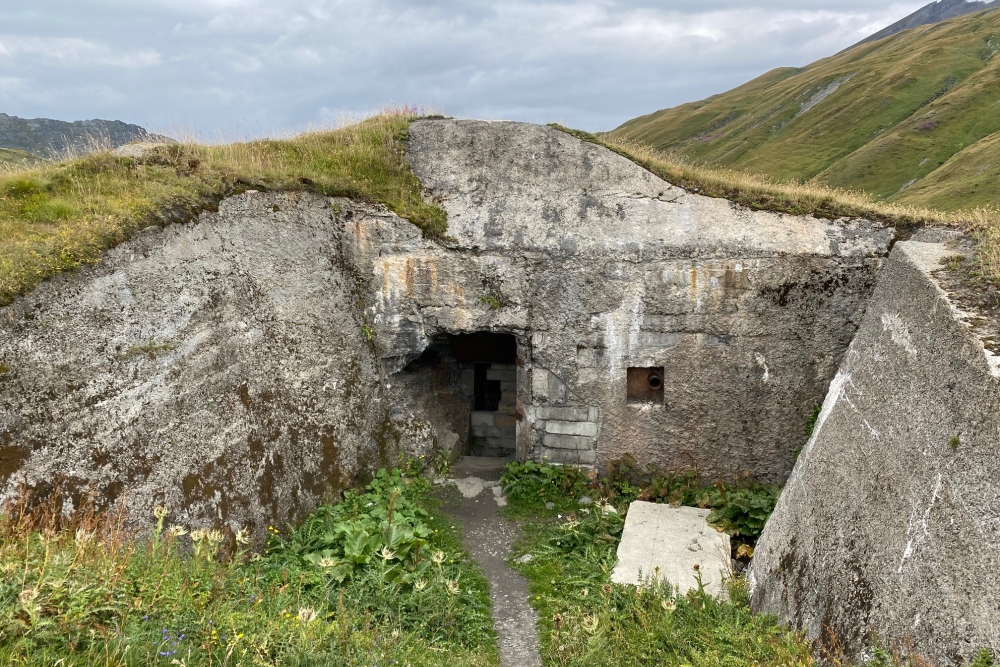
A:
611 8 1000 211
0 112 172 159
0 148 43 172
0 112 446 306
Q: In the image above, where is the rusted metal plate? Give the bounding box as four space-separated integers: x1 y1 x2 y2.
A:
627 366 664 404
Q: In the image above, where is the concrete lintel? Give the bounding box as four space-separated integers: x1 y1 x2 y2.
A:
612 502 730 597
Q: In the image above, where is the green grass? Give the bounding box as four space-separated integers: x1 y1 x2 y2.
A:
0 467 498 667
0 111 447 307
610 9 1000 212
506 495 814 666
501 462 995 667
501 460 779 561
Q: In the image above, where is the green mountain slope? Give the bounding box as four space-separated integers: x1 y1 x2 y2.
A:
611 8 1000 211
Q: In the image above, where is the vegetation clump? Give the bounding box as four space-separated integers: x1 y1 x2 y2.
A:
507 486 813 666
501 459 779 545
503 461 953 666
0 111 447 307
0 466 497 666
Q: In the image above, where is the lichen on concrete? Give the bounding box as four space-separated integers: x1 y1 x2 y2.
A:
0 191 432 541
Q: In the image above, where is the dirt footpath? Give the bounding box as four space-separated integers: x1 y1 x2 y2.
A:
446 456 542 667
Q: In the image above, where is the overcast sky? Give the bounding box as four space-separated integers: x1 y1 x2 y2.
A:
0 1 928 138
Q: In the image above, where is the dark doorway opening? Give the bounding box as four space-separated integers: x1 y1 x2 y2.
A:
449 332 517 365
449 333 518 457
474 363 502 411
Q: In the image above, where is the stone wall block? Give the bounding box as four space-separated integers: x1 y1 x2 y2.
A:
495 415 517 428
487 369 517 382
535 406 589 421
545 420 598 437
543 433 593 451
539 448 597 465
531 369 549 400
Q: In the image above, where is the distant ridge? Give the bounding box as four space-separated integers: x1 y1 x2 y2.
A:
610 8 1000 212
0 113 173 159
851 0 999 49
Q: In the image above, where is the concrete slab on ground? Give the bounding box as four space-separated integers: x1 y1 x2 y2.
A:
611 501 731 597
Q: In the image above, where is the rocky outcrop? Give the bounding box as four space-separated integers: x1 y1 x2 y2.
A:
749 237 1000 665
0 191 432 540
0 119 894 536
850 0 999 50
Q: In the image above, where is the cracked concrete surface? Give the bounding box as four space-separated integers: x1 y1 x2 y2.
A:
447 456 541 667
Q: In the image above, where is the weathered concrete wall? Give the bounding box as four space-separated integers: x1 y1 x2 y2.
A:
1 118 896 536
749 239 1000 665
0 191 434 540
400 119 894 482
390 340 474 462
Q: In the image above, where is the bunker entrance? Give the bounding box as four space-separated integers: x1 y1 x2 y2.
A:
451 333 518 457
398 333 518 460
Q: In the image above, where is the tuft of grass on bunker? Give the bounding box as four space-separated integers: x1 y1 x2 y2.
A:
0 467 498 667
0 111 447 307
503 473 813 666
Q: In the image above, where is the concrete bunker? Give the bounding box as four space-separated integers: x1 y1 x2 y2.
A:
0 119 895 556
2 117 996 667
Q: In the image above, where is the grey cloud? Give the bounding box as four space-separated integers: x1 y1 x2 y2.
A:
0 1 926 135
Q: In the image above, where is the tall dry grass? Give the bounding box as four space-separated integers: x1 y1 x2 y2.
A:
590 128 1000 283
0 110 445 306
599 133 999 229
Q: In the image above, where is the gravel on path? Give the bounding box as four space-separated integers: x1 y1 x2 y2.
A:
447 456 542 667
